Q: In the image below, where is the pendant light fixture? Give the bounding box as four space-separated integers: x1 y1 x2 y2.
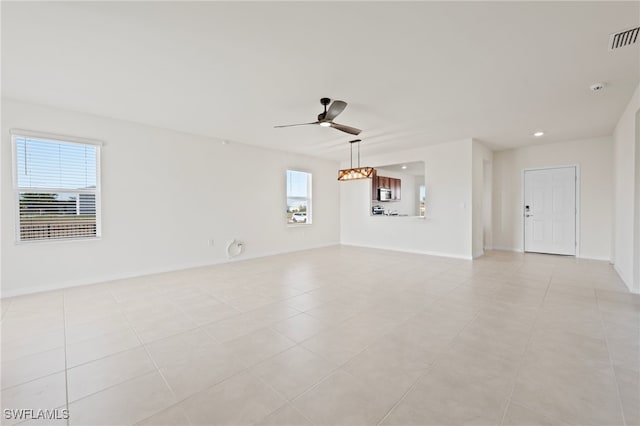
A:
337 139 374 181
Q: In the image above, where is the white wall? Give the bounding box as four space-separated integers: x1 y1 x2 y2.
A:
472 140 493 258
340 139 473 259
613 84 639 292
492 136 613 261
635 109 640 293
373 167 420 216
1 100 340 297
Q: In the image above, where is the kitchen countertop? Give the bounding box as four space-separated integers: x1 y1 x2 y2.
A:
370 214 426 219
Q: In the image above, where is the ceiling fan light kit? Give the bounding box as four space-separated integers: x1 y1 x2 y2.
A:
338 139 374 181
275 97 362 135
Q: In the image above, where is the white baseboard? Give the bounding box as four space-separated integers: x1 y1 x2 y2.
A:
339 243 473 260
1 242 340 299
577 255 611 262
490 247 611 262
491 246 524 253
473 250 485 259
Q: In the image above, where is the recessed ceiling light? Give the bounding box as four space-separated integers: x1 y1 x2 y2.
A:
533 131 545 137
401 165 407 170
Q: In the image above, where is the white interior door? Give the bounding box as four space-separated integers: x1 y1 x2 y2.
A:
524 167 576 255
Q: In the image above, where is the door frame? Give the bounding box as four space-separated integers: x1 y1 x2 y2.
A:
521 164 581 256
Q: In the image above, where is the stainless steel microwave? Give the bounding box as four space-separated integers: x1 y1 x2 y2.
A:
378 188 392 201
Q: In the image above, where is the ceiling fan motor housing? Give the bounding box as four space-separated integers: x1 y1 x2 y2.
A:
318 98 331 120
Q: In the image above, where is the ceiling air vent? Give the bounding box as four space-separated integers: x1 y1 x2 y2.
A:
609 26 639 50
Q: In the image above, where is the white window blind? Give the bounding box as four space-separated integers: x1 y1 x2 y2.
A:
12 133 101 242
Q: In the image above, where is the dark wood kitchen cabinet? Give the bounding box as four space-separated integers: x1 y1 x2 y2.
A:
379 176 390 190
371 170 378 200
371 174 402 201
391 177 401 200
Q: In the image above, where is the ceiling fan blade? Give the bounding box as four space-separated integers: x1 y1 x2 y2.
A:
274 122 319 128
325 100 347 121
330 122 362 135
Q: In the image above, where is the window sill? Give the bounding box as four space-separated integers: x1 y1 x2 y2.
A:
15 236 102 245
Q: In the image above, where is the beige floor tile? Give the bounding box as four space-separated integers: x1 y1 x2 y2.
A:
248 302 303 323
546 283 597 300
1 347 66 389
305 300 359 325
252 346 336 400
596 289 640 307
448 314 533 363
293 370 389 425
66 328 141 367
131 312 199 344
535 305 604 339
204 303 299 343
159 343 246 400
224 293 277 312
300 325 379 366
1 247 636 426
181 302 240 326
512 357 624 426
390 308 475 354
283 293 328 312
255 404 313 426
68 372 176 426
1 329 64 362
135 404 192 426
67 346 156 402
502 401 569 426
491 284 547 308
178 371 286 426
65 313 132 344
271 313 328 342
381 371 509 426
603 320 640 372
203 313 268 343
341 336 433 414
144 328 219 367
614 366 640 426
223 328 296 368
525 329 611 370
382 345 520 425
0 373 67 426
597 297 640 326
1 316 65 341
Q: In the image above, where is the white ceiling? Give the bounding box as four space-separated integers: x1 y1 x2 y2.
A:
378 162 425 177
2 2 638 160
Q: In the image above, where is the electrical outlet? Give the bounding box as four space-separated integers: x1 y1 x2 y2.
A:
208 239 215 247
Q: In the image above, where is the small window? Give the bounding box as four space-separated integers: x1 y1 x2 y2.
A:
12 132 101 242
286 170 312 224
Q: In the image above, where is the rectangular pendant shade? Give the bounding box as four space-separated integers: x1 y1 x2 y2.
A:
337 167 375 181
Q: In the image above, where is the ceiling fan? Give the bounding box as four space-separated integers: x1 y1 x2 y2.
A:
274 98 362 135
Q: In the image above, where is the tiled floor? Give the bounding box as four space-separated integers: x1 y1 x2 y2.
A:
1 246 639 426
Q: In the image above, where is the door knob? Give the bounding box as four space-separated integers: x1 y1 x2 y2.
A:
525 214 533 217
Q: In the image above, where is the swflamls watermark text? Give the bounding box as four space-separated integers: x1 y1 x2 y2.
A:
3 408 69 421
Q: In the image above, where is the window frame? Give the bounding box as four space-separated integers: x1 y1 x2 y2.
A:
11 129 103 244
286 169 312 226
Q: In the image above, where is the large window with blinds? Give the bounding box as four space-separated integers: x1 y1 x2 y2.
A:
12 132 101 242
